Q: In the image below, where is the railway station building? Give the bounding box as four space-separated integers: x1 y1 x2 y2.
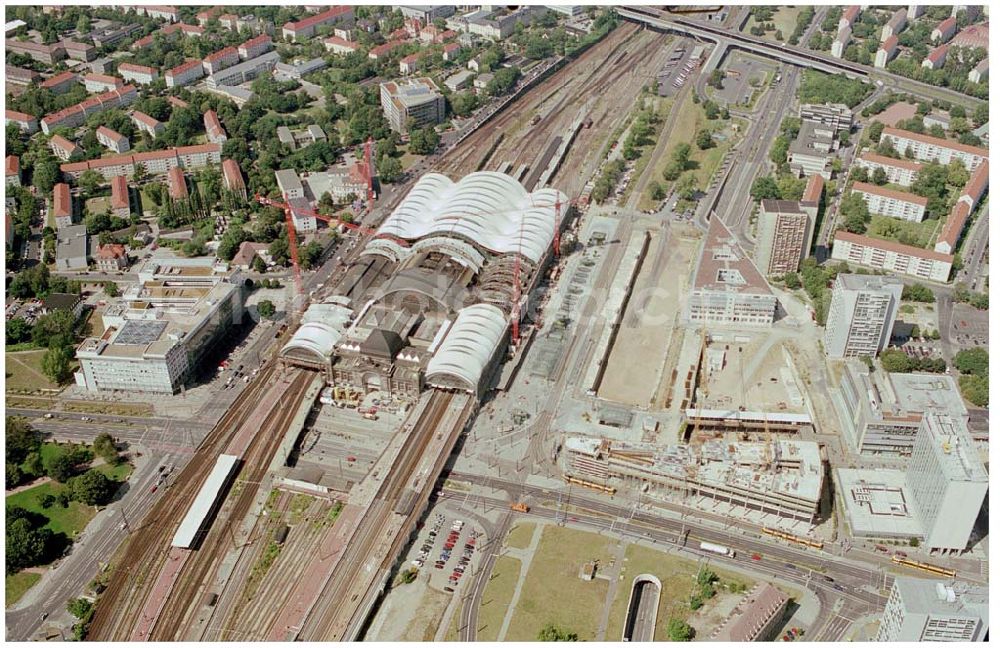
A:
281 171 569 401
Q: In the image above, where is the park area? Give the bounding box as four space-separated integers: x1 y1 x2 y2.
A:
5 420 134 608
5 349 71 394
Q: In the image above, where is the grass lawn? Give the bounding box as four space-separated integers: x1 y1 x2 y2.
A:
85 196 111 216
864 214 943 250
605 543 755 641
504 523 535 550
6 481 96 539
6 572 41 608
742 7 802 43
400 151 426 171
505 526 615 641
477 555 522 641
5 350 68 394
139 185 162 214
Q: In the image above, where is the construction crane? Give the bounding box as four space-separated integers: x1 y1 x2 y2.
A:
253 194 407 309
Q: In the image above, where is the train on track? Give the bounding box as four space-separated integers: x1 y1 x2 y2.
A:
761 527 824 550
891 555 957 578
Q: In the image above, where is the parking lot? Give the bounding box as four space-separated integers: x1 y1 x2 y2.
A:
951 304 988 347
713 52 775 107
405 512 482 593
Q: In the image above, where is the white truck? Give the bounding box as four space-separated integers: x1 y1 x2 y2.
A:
699 541 735 558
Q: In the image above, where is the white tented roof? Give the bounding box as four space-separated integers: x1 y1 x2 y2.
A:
280 303 353 362
426 303 507 391
172 454 240 548
373 172 568 264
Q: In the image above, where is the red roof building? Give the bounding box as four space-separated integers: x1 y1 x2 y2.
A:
52 183 73 226
282 6 354 39
167 166 188 199
221 159 247 200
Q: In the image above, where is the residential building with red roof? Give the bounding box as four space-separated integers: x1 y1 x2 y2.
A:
167 166 189 200
202 45 239 75
203 110 227 144
131 110 165 138
167 96 189 109
936 161 989 254
96 125 131 154
968 58 988 83
922 44 949 70
222 159 247 201
879 127 988 171
801 174 825 205
118 62 159 85
60 144 221 181
832 231 953 282
875 35 898 69
166 59 205 88
325 36 359 55
50 134 81 161
4 39 66 65
196 6 224 26
238 34 272 60
442 42 462 61
881 8 907 41
282 6 354 40
39 71 79 95
712 583 789 642
5 109 38 134
851 181 928 222
84 73 124 93
369 40 406 61
61 38 97 62
839 6 860 30
932 16 957 43
96 243 129 272
5 155 20 188
109 176 131 219
40 85 137 135
400 53 421 75
6 64 41 86
52 183 73 229
857 152 923 187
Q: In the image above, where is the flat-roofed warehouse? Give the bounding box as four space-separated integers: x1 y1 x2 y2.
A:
282 171 569 399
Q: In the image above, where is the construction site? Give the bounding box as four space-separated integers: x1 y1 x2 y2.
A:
85 20 681 642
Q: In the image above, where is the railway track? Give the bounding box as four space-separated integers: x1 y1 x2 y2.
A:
87 365 313 639
151 369 315 640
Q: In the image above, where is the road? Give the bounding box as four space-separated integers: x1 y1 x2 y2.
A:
620 8 986 110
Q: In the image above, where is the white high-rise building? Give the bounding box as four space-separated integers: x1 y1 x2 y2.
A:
905 412 988 554
824 275 903 358
876 577 988 641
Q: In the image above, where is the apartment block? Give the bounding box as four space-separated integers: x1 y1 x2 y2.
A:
754 200 815 275
60 144 221 181
222 159 247 201
932 16 957 43
875 35 899 69
839 5 860 30
851 181 927 222
6 155 20 188
110 175 131 219
50 135 81 162
968 58 988 83
6 64 41 86
165 59 205 88
324 35 360 54
131 110 165 138
831 26 851 59
881 8 907 41
856 152 922 187
922 44 949 70
52 182 74 229
935 161 988 254
61 38 97 62
203 110 227 144
238 34 272 60
96 126 130 154
833 231 952 282
5 39 66 65
167 166 188 200
380 78 446 133
823 274 902 359
202 46 239 75
282 5 354 40
876 578 987 642
40 85 138 134
117 62 159 85
40 71 79 95
5 109 38 134
879 127 987 171
83 73 123 93
906 412 988 554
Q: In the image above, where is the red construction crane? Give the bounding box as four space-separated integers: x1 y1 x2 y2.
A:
254 193 406 308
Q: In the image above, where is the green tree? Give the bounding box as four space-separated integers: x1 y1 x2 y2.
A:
958 374 988 407
41 345 74 384
953 348 988 377
750 176 781 200
769 135 789 165
92 433 120 465
6 417 40 465
648 181 665 202
839 191 871 234
257 299 276 318
537 624 578 641
783 272 802 289
377 155 403 183
879 349 913 373
299 241 324 270
69 469 117 506
901 283 934 302
695 129 714 150
871 167 888 185
6 510 54 574
7 462 25 488
667 618 694 641
408 126 440 155
252 255 267 274
67 597 94 622
6 318 33 345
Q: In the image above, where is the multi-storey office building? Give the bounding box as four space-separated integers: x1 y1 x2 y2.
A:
824 274 902 358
